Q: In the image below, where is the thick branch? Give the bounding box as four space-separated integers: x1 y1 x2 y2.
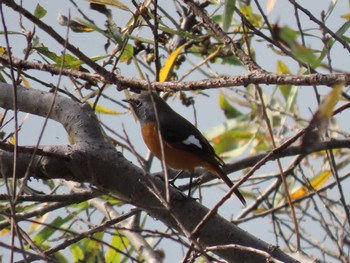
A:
0 83 297 262
0 82 104 146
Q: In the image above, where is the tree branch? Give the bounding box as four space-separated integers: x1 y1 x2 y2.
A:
2 54 350 92
0 82 297 262
1 0 119 85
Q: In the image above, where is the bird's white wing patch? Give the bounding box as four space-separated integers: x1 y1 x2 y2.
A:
182 135 202 149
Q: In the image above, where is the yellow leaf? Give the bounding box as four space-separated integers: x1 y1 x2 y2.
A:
0 228 10 236
311 170 332 189
69 20 94 33
301 82 343 149
86 0 130 12
289 185 308 201
290 170 332 200
341 13 350 20
319 82 343 118
87 102 120 115
9 136 15 145
57 13 94 33
276 60 291 74
28 213 49 234
159 44 187 82
0 46 7 55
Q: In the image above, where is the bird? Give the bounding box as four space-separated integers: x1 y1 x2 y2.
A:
124 91 246 205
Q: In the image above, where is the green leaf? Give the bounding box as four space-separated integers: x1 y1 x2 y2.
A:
219 131 255 158
239 3 261 26
337 20 350 38
220 53 242 65
105 21 125 45
105 238 120 262
33 215 73 246
205 115 251 140
0 72 7 83
205 116 256 157
276 60 291 100
218 94 242 119
253 137 270 152
34 4 47 19
293 45 318 66
158 25 202 41
120 44 134 63
28 213 49 234
34 46 60 63
222 0 236 31
279 26 298 45
41 178 56 190
52 252 69 263
284 85 298 113
315 19 350 67
105 232 128 263
86 232 104 251
34 46 108 69
80 232 104 263
70 243 84 262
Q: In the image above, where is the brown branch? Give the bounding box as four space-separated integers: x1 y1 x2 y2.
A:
182 0 261 72
189 134 350 238
256 84 301 250
0 190 100 203
0 83 298 262
234 172 350 224
0 141 69 160
0 54 102 84
2 54 350 92
0 200 84 230
289 0 350 53
1 0 119 84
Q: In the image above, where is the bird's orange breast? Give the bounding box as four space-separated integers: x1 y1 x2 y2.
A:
141 123 215 173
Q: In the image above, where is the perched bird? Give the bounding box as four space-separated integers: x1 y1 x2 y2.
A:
124 91 245 205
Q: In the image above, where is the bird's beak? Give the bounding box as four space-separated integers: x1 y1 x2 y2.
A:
122 99 138 120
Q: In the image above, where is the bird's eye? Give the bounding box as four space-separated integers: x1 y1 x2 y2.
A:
134 100 142 108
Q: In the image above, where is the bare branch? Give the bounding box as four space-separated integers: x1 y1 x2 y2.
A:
0 83 298 262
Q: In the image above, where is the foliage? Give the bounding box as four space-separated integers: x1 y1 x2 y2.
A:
0 0 350 262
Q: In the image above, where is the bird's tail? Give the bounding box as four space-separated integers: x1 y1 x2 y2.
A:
207 164 246 206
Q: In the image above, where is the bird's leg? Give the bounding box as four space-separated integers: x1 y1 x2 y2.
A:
168 170 183 187
187 173 193 198
169 170 196 199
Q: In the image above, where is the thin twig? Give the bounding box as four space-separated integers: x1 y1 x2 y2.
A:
256 84 300 250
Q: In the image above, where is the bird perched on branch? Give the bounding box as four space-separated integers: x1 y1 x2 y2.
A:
124 91 246 205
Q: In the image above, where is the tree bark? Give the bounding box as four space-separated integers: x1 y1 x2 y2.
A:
0 83 298 262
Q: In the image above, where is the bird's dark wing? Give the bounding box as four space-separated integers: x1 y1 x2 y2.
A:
158 110 224 166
